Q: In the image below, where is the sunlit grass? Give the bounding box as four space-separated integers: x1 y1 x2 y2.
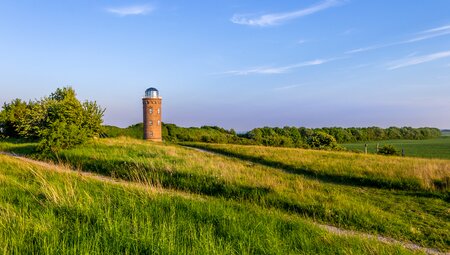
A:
0 154 415 254
1 137 449 250
186 142 450 192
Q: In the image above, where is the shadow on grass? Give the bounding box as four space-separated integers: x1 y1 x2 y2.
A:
0 140 272 202
49 154 388 234
0 139 38 155
51 154 273 201
183 144 449 199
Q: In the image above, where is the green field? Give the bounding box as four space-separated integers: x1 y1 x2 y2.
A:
1 137 449 253
2 154 416 254
341 135 450 160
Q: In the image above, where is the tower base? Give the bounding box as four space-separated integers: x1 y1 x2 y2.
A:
144 137 163 142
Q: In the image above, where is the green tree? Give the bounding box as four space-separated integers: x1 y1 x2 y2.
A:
306 131 338 149
0 99 29 138
38 87 105 153
0 87 104 153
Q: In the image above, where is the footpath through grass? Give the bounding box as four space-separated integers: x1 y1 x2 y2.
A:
0 154 415 254
341 136 450 160
1 138 449 251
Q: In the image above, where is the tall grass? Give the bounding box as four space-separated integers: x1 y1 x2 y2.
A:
0 155 414 254
185 143 450 192
1 137 449 250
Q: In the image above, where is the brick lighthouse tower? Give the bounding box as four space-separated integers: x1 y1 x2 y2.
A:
143 87 162 141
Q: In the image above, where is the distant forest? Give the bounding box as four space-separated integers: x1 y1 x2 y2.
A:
104 123 441 149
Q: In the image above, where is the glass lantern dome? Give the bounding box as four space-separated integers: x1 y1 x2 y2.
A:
145 87 159 98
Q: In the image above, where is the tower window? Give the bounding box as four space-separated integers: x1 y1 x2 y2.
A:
157 120 161 126
149 120 153 126
149 131 153 137
149 108 153 114
157 108 160 114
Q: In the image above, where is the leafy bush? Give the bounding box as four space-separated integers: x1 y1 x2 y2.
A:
377 145 400 156
306 131 338 149
0 87 104 153
0 99 41 139
37 120 89 153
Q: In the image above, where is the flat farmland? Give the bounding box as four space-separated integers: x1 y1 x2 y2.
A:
342 135 450 160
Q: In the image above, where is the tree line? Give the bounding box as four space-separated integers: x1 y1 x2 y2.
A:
244 126 441 147
103 124 441 150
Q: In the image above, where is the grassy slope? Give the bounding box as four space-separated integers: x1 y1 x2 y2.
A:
1 138 449 251
181 142 450 250
184 143 450 192
0 154 414 254
341 136 450 160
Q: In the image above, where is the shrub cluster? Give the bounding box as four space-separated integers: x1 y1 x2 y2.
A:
377 145 401 156
0 87 104 153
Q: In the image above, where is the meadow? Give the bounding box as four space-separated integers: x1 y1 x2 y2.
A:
185 142 450 192
1 154 416 254
1 138 449 252
341 135 450 160
0 155 422 254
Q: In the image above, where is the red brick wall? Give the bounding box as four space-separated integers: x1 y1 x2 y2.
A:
142 97 162 141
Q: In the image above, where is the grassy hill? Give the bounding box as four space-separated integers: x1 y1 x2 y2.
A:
1 137 449 253
184 142 450 192
0 152 416 254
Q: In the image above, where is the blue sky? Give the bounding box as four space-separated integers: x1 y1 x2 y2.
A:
1 0 450 130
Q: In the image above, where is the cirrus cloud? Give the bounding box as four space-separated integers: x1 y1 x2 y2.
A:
387 50 450 70
222 59 332 75
347 24 450 54
106 5 154 17
231 0 344 27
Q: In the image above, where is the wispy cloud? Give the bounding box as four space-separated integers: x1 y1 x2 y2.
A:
346 44 389 54
273 84 302 90
387 50 450 70
403 25 450 43
422 25 450 34
223 59 331 75
347 24 450 54
231 0 344 27
106 5 154 16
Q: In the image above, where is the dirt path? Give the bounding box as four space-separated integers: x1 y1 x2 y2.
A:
0 150 448 254
318 224 446 255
